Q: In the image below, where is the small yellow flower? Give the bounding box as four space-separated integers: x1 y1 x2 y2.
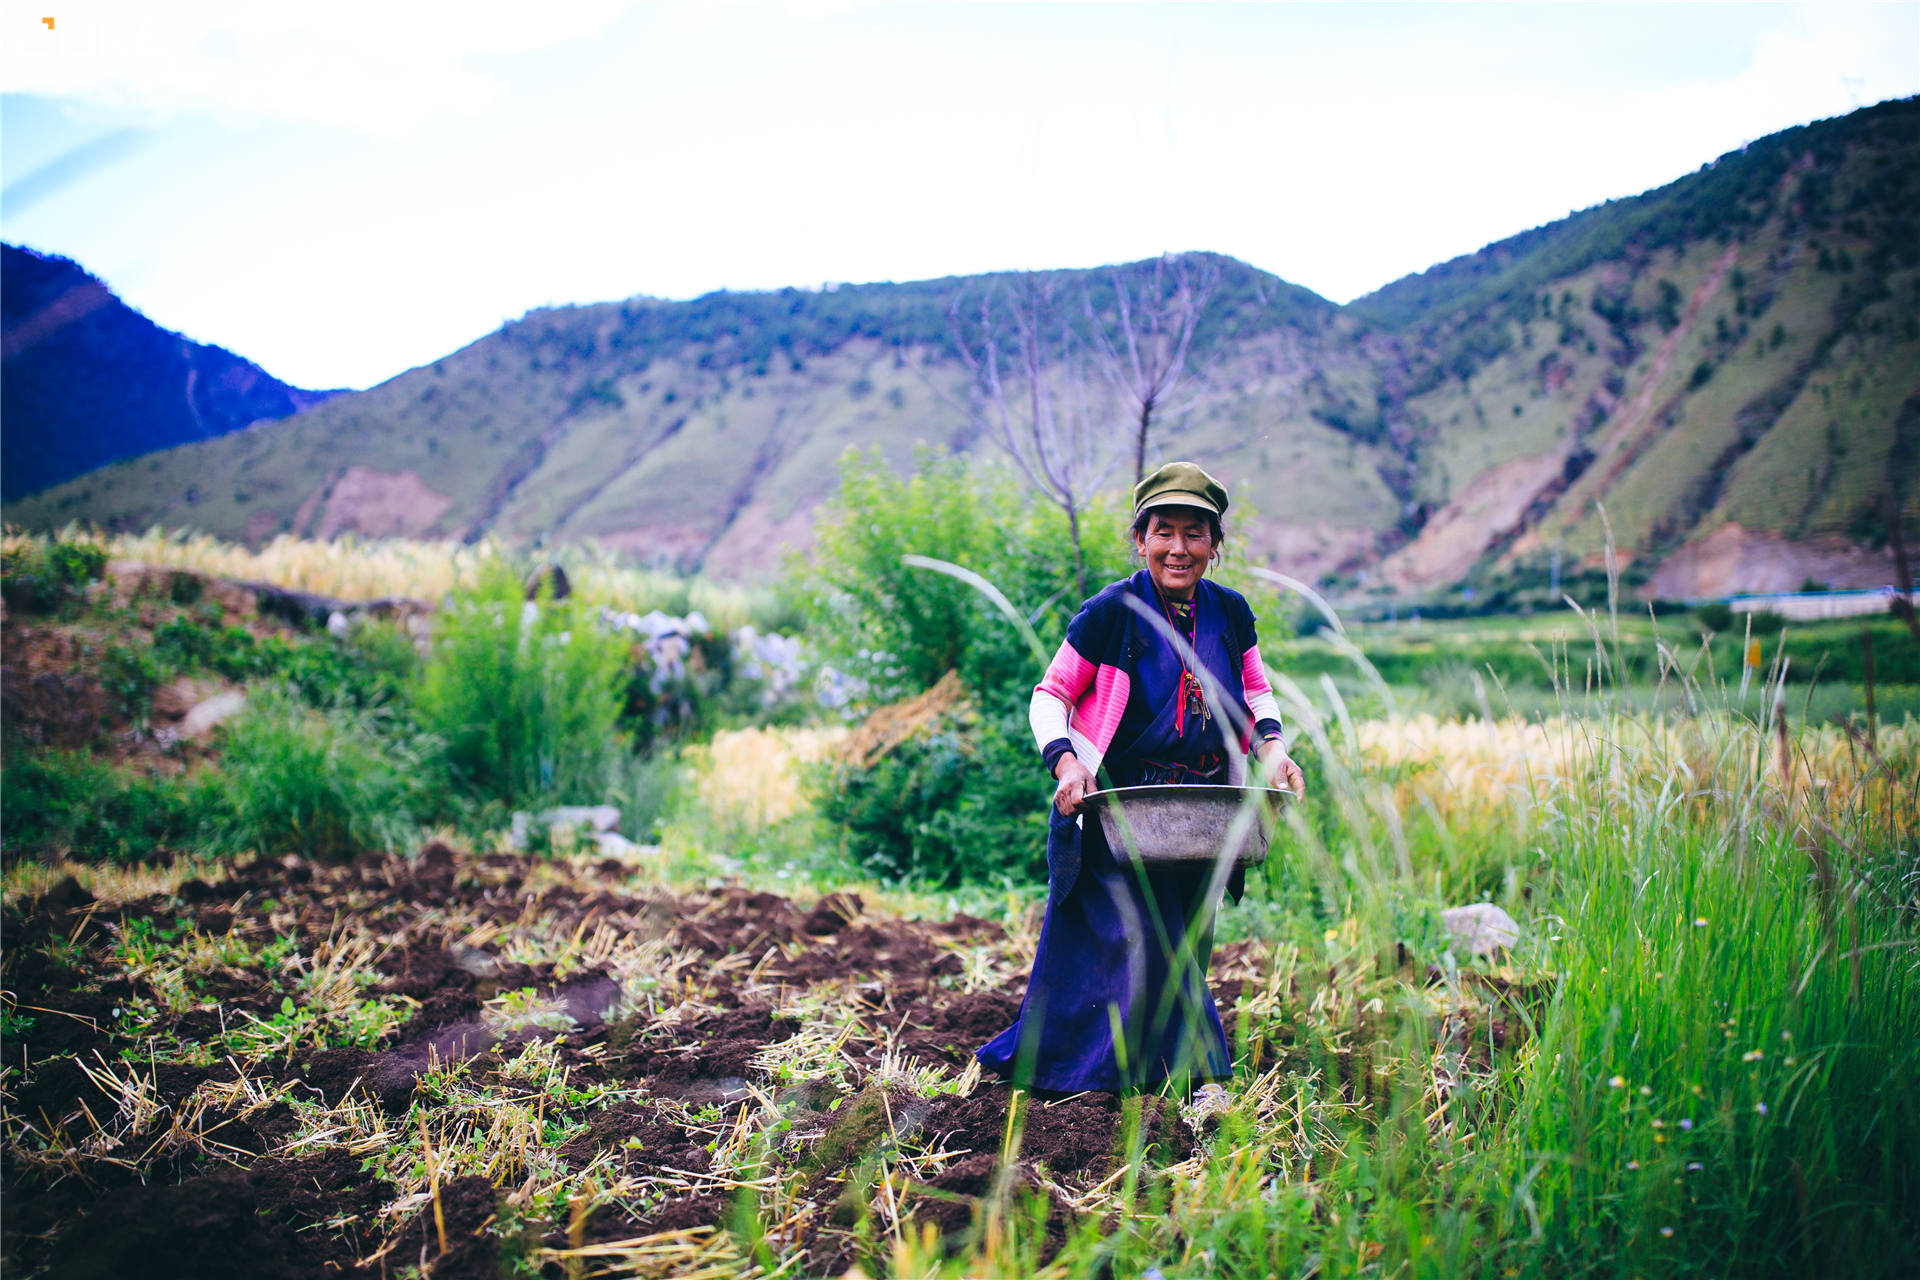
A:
1609 1075 1627 1089
1742 1050 1763 1062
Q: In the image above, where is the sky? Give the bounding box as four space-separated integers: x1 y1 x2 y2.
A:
2 1 1915 391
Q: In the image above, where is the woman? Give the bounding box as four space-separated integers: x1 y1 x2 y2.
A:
977 461 1305 1095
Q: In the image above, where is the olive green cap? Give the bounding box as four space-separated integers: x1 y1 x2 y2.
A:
1133 461 1229 518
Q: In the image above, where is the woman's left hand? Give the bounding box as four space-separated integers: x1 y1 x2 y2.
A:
1254 740 1305 796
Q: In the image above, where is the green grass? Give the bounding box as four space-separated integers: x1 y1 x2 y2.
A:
211 690 429 860
1273 611 1920 723
413 560 631 813
0 751 226 864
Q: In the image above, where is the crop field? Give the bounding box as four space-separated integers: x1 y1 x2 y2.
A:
6 700 1917 1279
4 501 1918 1279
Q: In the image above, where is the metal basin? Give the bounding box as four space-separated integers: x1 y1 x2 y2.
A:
1083 785 1293 868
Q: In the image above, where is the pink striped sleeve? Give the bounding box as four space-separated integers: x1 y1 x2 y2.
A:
1241 647 1274 697
1036 640 1096 707
1072 665 1131 755
1242 645 1283 740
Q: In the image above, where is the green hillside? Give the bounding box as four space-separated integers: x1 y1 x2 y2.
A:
11 99 1917 593
1362 96 1919 597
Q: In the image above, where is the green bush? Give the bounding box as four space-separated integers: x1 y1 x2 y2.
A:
414 563 629 810
794 449 1134 886
100 642 168 730
0 751 227 863
213 691 424 860
281 620 416 711
793 447 1130 704
1695 602 1735 633
0 537 107 616
150 616 285 681
814 692 1050 888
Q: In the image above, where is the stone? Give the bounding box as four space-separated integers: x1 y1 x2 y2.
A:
1441 903 1520 957
180 690 246 738
591 831 640 857
545 805 621 833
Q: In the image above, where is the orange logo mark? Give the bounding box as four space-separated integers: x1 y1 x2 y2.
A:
42 16 54 28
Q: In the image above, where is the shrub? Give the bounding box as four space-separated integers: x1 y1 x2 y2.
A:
100 642 168 730
813 691 1050 887
794 449 1133 886
0 751 226 863
617 629 739 752
150 616 284 681
281 621 415 711
793 447 1130 704
413 563 629 809
214 692 424 860
1 537 107 616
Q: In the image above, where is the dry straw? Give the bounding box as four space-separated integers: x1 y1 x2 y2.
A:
6 527 765 625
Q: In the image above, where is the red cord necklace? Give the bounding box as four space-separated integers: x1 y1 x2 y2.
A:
1159 589 1209 736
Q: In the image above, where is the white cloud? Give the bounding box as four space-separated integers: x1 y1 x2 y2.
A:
0 0 634 134
2 1 1914 388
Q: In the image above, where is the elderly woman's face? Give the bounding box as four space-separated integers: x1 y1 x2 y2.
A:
1136 508 1215 600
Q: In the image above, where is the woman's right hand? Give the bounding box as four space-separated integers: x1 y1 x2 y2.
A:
1053 754 1096 816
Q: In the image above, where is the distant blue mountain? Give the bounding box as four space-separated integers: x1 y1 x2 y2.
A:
1 244 340 502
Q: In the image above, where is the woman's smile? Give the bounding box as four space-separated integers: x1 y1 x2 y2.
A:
1137 508 1215 601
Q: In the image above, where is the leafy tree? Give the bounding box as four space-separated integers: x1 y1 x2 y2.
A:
794 447 1135 886
793 446 1129 705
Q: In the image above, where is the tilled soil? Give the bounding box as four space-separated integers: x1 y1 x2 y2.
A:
1 846 1211 1278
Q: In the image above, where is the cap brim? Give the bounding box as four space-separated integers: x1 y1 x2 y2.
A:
1136 492 1221 517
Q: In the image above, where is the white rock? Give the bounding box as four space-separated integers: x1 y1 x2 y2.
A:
592 831 640 857
510 807 629 851
181 690 247 738
1441 903 1520 956
545 805 621 832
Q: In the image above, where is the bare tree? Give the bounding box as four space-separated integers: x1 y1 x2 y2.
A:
1084 253 1221 484
951 275 1128 601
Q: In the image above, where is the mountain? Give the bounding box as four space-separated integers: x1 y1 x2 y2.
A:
0 244 340 502
1349 96 1919 599
10 97 1917 596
